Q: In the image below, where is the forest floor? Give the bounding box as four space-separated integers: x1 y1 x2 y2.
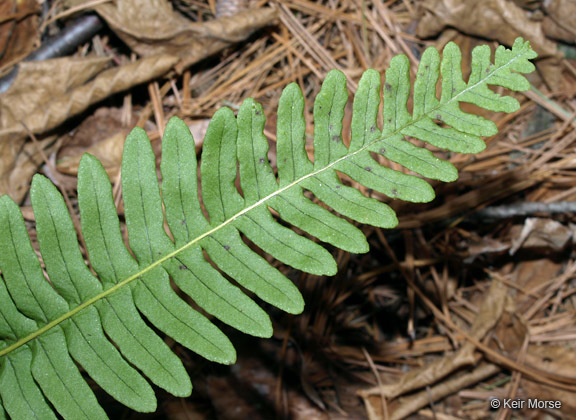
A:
1 0 576 419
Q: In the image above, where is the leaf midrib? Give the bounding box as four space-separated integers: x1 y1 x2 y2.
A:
0 48 527 358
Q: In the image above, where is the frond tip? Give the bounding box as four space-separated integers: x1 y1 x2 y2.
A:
0 37 536 419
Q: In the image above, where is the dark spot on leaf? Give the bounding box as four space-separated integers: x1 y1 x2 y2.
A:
179 264 187 270
259 157 265 164
224 245 230 251
181 220 187 226
391 189 398 196
384 82 392 91
379 148 386 154
486 68 490 73
255 110 262 116
329 124 333 131
332 135 339 142
424 65 429 70
335 184 341 189
387 118 392 123
365 167 372 172
370 126 376 132
451 88 455 94
436 114 442 121
328 111 331 117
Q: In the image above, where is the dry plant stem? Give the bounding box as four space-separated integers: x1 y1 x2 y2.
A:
182 70 191 113
137 81 172 128
112 167 123 209
388 363 501 420
148 81 165 137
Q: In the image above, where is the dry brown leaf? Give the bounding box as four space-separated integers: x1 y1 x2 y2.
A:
543 0 576 42
468 218 573 258
521 346 576 417
492 308 529 354
0 56 107 201
66 0 277 69
509 217 573 254
57 131 126 179
0 54 177 136
0 54 177 201
55 107 134 180
0 56 110 131
525 345 576 380
416 0 561 88
0 134 58 203
0 0 39 68
517 258 563 287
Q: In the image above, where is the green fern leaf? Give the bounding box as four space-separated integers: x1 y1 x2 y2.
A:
0 38 536 418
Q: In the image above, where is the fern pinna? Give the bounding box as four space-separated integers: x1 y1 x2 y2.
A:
0 38 536 418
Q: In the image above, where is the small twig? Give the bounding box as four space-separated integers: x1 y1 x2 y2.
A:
472 201 576 220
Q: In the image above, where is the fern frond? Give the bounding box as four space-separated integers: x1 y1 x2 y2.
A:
0 38 536 418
